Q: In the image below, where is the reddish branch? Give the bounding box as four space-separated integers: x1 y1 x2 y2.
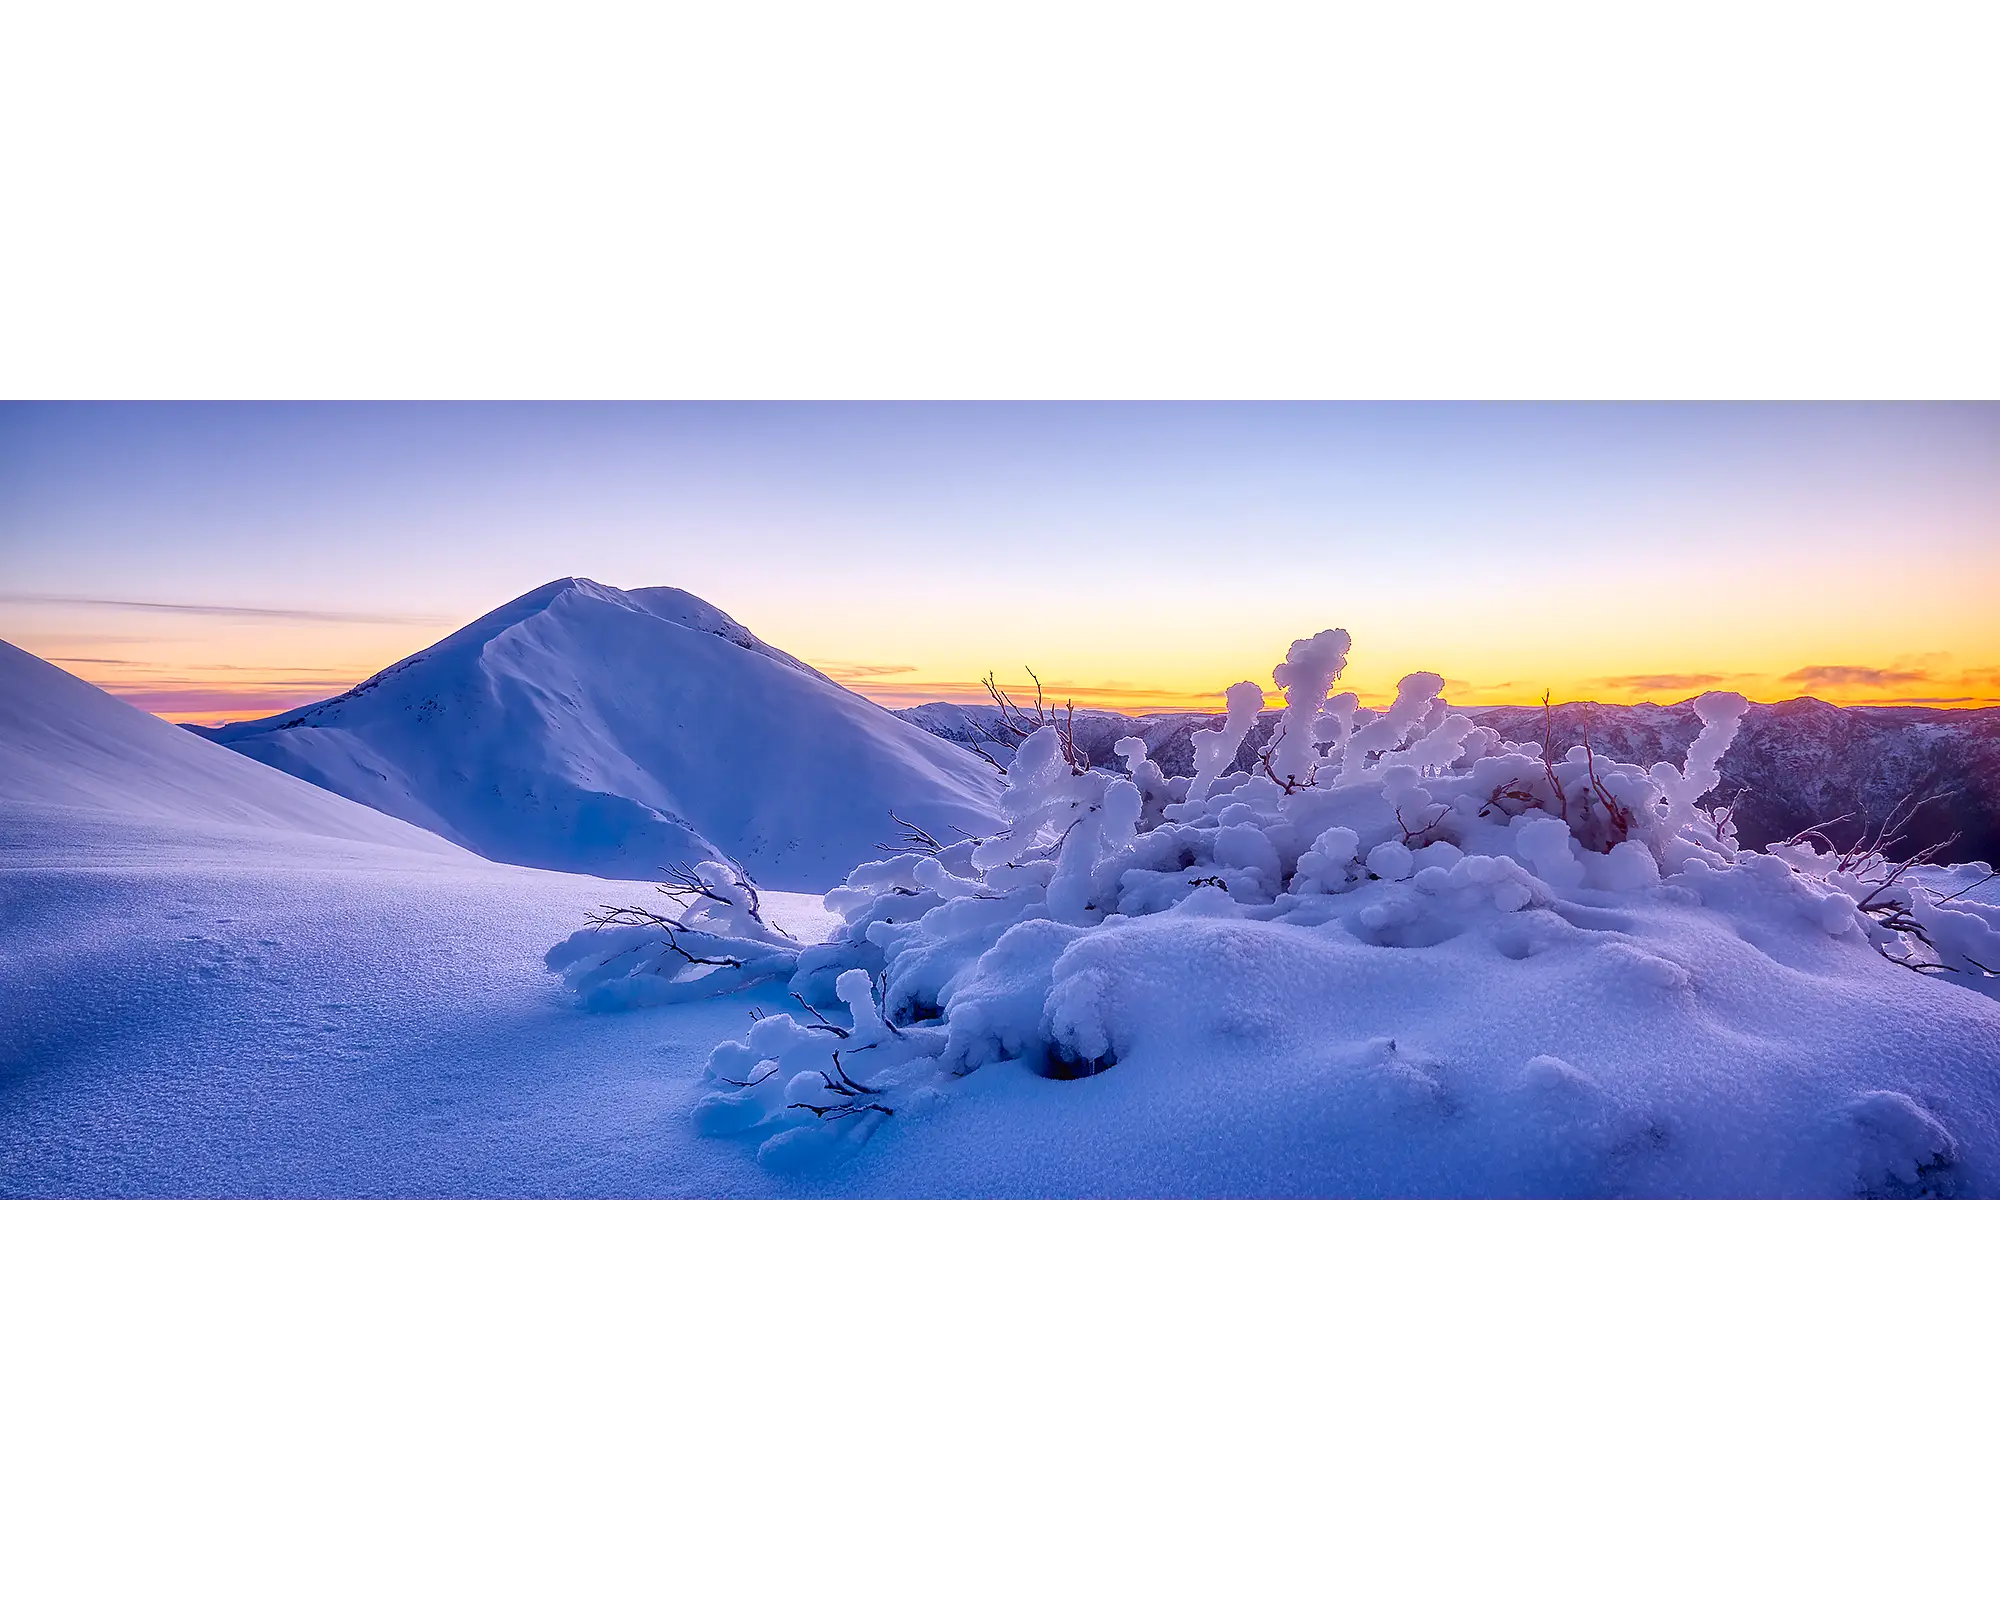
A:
1257 743 1310 794
1579 706 1633 845
1479 779 1542 819
1540 690 1568 823
984 666 1089 774
1397 803 1452 847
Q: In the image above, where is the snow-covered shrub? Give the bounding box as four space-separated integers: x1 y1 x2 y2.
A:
1762 797 2000 989
545 858 801 1009
547 628 2000 1181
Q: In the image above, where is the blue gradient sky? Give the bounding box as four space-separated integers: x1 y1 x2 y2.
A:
3 403 1996 718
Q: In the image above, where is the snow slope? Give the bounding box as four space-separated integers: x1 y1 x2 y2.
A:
1 643 835 1197
202 579 1003 891
1 638 465 859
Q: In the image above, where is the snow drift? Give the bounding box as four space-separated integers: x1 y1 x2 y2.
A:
553 627 2000 1197
201 578 1003 890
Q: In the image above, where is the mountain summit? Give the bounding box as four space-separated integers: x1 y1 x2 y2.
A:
202 578 1003 888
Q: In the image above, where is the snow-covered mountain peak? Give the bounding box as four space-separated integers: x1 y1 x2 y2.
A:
224 579 834 741
199 578 1002 889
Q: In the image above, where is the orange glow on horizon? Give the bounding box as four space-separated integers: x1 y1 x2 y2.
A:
48 648 2000 724
12 581 1998 723
833 672 2000 715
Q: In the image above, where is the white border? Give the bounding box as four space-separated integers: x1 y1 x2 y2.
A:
2 4 1994 398
4 6 1996 1592
6 1202 1994 1596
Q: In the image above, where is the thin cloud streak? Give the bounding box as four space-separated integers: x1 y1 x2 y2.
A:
50 656 364 673
1783 664 1930 687
1593 672 1729 693
1 592 450 625
116 688 343 715
842 675 1233 712
815 661 922 685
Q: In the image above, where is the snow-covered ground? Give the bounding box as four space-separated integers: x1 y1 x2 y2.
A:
1 815 842 1197
6 634 1999 1198
2 640 844 1196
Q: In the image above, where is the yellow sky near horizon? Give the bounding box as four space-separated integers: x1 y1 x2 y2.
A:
8 592 1997 724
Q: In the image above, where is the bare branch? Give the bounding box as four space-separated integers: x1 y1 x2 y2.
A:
787 1101 895 1122
878 809 948 856
787 993 851 1036
1932 869 2000 907
1540 690 1568 824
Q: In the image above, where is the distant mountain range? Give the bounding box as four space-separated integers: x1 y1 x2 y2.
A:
896 697 2000 865
193 579 1002 889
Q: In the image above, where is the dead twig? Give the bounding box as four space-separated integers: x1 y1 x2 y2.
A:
1540 690 1568 824
983 666 1088 773
1931 868 2000 906
787 994 851 1036
1397 803 1452 848
878 809 948 855
651 857 791 941
787 1101 895 1122
1579 705 1633 845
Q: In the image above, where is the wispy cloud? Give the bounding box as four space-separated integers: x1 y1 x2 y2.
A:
815 660 922 686
1592 672 1730 693
42 655 362 720
1782 664 1931 688
1864 696 1992 706
811 659 1225 710
116 687 346 716
840 676 1228 712
50 656 360 674
0 592 449 625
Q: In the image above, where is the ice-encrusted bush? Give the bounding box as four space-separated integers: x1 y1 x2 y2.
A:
1762 798 2000 985
546 859 802 1009
548 628 2000 1175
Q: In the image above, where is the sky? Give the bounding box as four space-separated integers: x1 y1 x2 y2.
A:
2 402 1996 722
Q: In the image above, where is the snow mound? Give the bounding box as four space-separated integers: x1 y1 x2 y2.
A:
551 626 2000 1196
201 577 1003 890
0 638 466 857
